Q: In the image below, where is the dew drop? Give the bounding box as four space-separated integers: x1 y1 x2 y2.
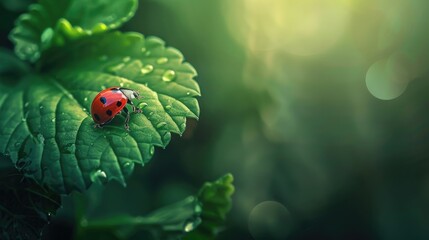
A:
149 112 154 116
123 56 131 62
84 97 88 102
24 102 29 108
122 162 134 175
184 218 201 232
156 122 167 128
21 118 26 122
82 108 87 112
186 92 191 96
156 57 168 64
90 169 107 183
140 64 154 75
162 70 176 82
51 118 56 122
15 142 20 147
138 102 148 109
149 146 155 156
40 105 44 109
165 105 172 110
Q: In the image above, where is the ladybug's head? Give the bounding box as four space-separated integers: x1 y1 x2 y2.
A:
119 88 141 100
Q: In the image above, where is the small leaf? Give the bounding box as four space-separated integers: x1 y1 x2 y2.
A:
9 0 138 62
184 174 235 240
0 31 200 194
76 174 234 240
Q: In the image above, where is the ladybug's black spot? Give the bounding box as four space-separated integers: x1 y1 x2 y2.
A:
93 114 100 121
116 101 122 107
100 97 107 104
106 110 113 116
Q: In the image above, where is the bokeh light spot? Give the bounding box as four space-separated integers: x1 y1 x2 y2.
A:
248 201 293 240
365 52 412 100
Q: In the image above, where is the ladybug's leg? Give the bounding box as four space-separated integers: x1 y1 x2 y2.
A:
94 123 103 129
127 99 142 113
123 106 130 131
133 90 142 99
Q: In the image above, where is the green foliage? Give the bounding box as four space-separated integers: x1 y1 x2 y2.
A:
9 0 137 62
1 0 200 194
76 174 234 240
0 0 235 239
185 174 235 240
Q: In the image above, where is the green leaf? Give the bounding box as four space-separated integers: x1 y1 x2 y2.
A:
0 31 200 194
78 196 202 240
0 154 61 240
9 0 138 62
76 174 234 240
185 174 235 240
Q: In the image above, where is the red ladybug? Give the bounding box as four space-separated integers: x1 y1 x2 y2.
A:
91 87 141 130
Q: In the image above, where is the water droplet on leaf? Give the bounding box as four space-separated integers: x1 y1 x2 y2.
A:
140 64 154 75
156 57 168 64
84 97 88 101
149 146 155 156
183 218 201 232
165 105 172 110
162 70 176 82
90 169 107 183
122 162 134 175
138 102 148 109
24 102 29 108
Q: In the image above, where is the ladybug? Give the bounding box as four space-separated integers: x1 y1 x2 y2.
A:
91 87 142 130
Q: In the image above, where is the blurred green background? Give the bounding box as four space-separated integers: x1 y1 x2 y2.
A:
3 0 429 239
